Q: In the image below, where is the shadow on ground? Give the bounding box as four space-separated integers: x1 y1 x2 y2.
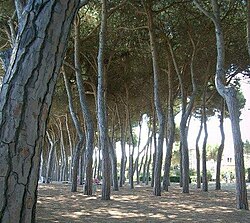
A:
36 183 250 223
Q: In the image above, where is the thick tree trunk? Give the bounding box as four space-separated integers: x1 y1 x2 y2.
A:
216 100 225 190
97 0 111 200
0 1 80 222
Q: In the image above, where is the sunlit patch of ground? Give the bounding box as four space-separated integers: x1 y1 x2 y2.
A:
36 182 250 223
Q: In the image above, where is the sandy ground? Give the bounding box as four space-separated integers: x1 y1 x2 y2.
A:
36 182 250 223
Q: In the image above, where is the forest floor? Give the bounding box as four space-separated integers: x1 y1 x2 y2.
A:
36 182 250 223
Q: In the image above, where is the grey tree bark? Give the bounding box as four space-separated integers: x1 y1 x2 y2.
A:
168 38 197 193
195 118 202 189
62 68 84 192
45 131 58 184
215 100 225 190
145 4 165 196
97 0 111 200
108 136 119 191
162 54 176 192
128 107 135 189
73 16 95 195
201 84 208 192
119 120 127 187
0 1 80 222
194 0 248 209
135 119 142 184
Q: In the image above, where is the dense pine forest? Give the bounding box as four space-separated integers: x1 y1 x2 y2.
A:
0 1 249 222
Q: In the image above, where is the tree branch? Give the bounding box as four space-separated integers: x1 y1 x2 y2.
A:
82 0 128 41
193 0 215 22
14 0 24 24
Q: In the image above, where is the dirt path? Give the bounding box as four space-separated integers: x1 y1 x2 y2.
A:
36 183 250 223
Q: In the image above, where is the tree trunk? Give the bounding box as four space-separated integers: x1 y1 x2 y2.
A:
97 146 102 180
93 148 98 179
128 111 135 189
146 137 153 185
194 0 248 209
73 16 95 195
145 3 165 196
59 119 68 181
162 54 175 191
202 103 208 192
109 137 119 191
216 100 225 190
195 118 203 189
0 1 80 222
65 114 73 182
79 147 86 185
135 119 142 184
62 69 84 192
97 0 111 200
151 116 157 188
40 144 47 183
45 131 58 183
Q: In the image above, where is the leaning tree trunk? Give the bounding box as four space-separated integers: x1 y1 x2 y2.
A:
97 0 111 200
145 4 165 196
0 1 80 222
216 100 225 190
168 31 197 193
63 69 84 192
194 0 248 209
73 16 95 195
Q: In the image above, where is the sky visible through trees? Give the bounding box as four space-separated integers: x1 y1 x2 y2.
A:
0 0 250 221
